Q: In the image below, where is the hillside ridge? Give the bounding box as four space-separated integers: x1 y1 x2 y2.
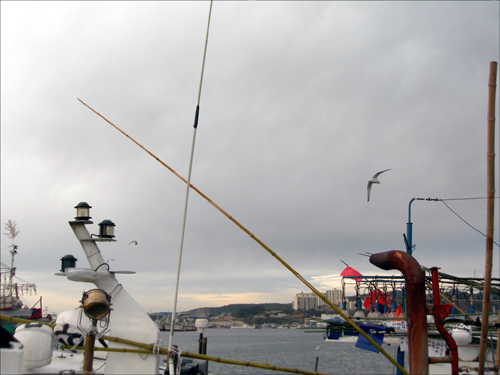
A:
183 302 292 315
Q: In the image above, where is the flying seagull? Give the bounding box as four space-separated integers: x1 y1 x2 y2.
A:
367 169 391 202
128 240 139 245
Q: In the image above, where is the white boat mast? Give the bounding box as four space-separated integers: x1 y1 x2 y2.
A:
1 220 36 309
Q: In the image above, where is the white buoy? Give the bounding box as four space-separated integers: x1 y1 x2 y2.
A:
452 324 472 345
14 323 53 369
195 319 209 334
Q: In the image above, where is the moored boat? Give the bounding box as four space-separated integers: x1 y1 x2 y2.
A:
163 324 197 332
1 222 50 332
230 324 256 329
2 205 209 375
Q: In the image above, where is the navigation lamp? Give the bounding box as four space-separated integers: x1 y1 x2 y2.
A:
81 289 111 320
60 254 77 272
75 202 92 220
98 220 116 238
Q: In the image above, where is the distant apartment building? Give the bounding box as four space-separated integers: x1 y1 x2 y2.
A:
294 289 343 311
293 291 318 310
317 289 343 308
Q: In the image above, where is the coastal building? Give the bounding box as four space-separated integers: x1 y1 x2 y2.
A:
294 289 343 311
317 289 343 308
293 291 318 310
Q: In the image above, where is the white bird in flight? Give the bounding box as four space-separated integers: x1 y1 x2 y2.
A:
367 169 391 202
128 240 139 245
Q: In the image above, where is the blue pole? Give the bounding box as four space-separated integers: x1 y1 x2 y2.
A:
396 346 405 375
406 198 440 256
406 198 415 256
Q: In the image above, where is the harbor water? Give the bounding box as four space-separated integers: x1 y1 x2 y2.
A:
159 329 401 374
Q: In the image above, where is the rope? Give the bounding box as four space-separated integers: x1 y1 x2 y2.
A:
439 200 499 247
440 197 499 201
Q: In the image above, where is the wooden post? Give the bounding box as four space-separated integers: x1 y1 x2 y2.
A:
82 321 97 374
479 61 497 375
201 337 208 355
198 332 203 354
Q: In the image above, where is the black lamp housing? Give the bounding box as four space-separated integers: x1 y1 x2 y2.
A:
75 202 92 220
60 254 78 272
98 219 116 238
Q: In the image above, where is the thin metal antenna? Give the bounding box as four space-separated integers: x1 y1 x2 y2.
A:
168 0 214 357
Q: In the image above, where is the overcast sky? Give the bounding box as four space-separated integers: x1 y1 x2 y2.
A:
1 1 499 315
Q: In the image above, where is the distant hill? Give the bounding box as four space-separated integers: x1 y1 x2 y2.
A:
183 303 292 316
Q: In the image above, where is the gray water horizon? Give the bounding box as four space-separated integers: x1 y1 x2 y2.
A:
160 328 400 375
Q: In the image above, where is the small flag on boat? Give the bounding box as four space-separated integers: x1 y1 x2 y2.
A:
340 266 363 282
355 324 385 353
395 304 403 317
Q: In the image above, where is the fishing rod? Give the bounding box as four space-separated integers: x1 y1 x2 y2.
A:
167 1 213 372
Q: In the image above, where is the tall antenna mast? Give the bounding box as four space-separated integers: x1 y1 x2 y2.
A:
3 220 20 302
167 0 214 369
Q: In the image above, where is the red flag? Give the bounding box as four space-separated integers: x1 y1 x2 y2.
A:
340 266 363 282
395 304 403 317
362 289 391 309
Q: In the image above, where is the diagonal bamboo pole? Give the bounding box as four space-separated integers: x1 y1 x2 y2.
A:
78 98 409 375
60 342 329 375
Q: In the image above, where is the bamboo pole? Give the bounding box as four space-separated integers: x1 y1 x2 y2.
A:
0 314 55 328
60 340 330 375
78 99 409 375
180 351 327 375
2 315 326 375
479 61 497 375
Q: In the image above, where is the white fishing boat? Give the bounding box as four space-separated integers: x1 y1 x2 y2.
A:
1 221 48 332
230 324 256 329
1 204 327 375
1 204 209 375
162 323 197 332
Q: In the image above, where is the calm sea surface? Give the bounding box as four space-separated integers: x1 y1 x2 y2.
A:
159 329 401 375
